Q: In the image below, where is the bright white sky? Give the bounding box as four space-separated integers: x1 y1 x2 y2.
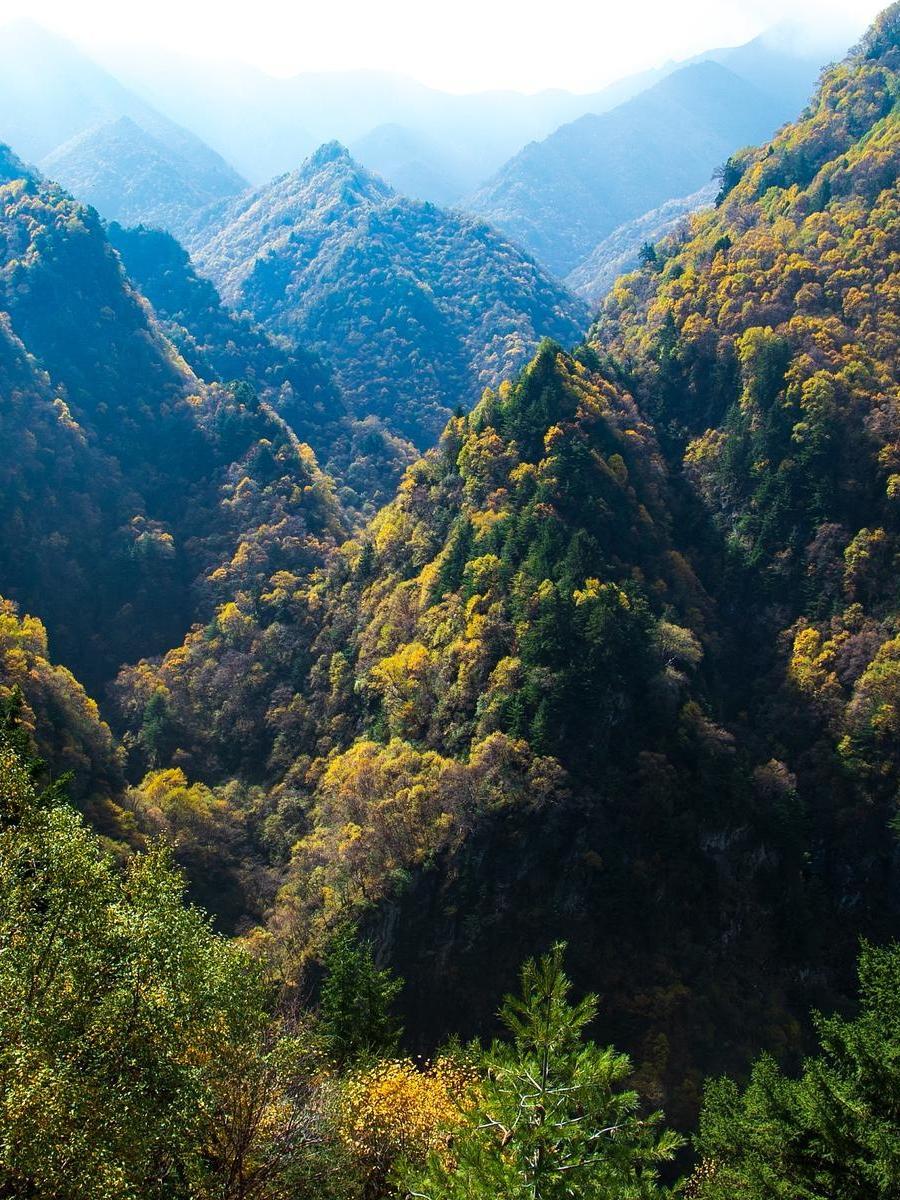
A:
0 0 886 92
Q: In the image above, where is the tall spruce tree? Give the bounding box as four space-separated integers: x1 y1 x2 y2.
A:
319 926 403 1065
692 940 900 1199
400 944 682 1198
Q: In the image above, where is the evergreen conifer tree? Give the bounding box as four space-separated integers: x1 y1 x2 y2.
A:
401 944 682 1198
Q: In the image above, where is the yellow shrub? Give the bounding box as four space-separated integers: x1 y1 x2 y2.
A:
339 1057 475 1174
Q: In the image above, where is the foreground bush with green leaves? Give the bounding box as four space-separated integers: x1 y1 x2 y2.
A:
0 705 346 1200
3 696 900 1199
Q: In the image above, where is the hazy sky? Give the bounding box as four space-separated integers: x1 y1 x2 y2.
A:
0 0 886 92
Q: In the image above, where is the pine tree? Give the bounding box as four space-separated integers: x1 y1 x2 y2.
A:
691 940 900 1199
400 944 682 1198
319 926 403 1065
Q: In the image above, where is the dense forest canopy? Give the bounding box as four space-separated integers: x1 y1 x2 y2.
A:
1 4 899 1197
188 142 589 448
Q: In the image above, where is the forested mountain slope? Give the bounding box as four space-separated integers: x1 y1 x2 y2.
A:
0 152 344 695
114 340 858 1115
41 116 246 239
111 8 900 1116
108 222 415 514
593 1 900 812
467 61 793 275
190 142 589 447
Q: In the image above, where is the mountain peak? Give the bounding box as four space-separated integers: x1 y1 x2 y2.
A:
106 113 146 136
307 139 353 168
38 114 244 239
284 140 394 206
298 139 391 193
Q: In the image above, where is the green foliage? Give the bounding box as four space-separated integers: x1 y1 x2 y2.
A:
692 940 900 1199
0 686 44 782
0 598 125 830
0 161 345 693
0 720 360 1200
0 727 261 1197
192 143 588 449
713 155 745 206
320 926 403 1064
400 945 683 1199
594 2 900 918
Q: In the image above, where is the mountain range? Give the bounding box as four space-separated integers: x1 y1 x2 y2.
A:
189 142 589 446
86 44 672 193
96 24 844 199
106 220 416 515
0 17 848 215
468 59 793 275
0 145 343 699
0 17 853 299
0 5 899 1189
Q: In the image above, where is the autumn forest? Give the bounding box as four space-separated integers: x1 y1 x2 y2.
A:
0 4 899 1198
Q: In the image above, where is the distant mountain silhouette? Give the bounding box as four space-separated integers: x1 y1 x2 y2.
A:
190 143 588 447
466 61 792 275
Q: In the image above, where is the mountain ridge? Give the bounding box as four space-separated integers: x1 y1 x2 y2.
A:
467 59 794 274
190 144 589 447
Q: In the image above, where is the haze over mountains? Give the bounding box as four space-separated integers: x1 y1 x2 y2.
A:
96 24 842 197
0 3 899 1195
91 45 669 194
0 20 244 211
0 13 853 344
0 15 852 310
0 17 846 215
0 20 592 458
468 59 797 274
42 116 246 237
189 142 588 446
